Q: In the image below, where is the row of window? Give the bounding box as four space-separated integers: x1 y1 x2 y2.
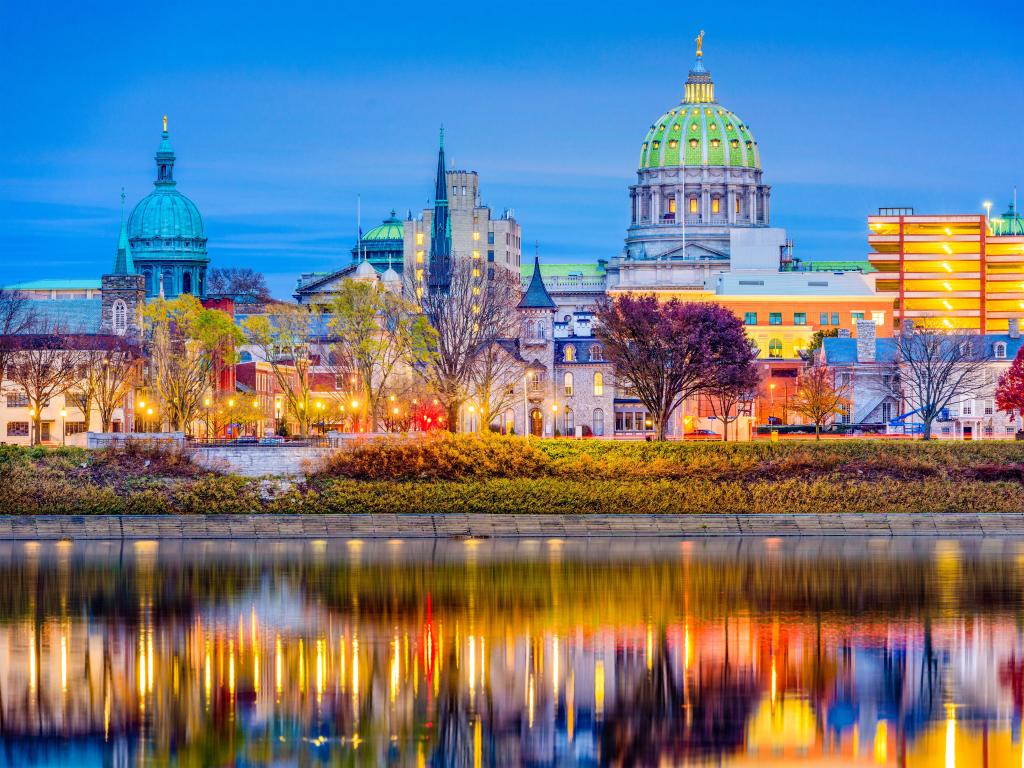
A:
615 411 653 432
743 311 885 327
562 372 604 397
562 344 602 362
5 421 86 437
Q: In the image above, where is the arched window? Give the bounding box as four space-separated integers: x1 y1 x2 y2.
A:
768 338 783 359
111 299 128 335
564 344 576 362
995 342 1007 359
593 408 605 437
182 272 192 294
143 269 153 295
593 371 604 396
590 344 602 361
564 407 574 435
564 372 574 397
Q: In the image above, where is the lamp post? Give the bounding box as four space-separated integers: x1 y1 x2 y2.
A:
204 397 211 439
59 409 66 446
983 200 993 222
253 398 261 437
551 402 559 437
137 399 145 433
769 383 776 423
351 400 359 433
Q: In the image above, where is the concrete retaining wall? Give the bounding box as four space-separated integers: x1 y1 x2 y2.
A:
192 446 333 477
3 513 1024 539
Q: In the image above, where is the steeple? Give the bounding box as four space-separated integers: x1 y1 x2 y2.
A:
112 188 134 274
428 126 452 290
155 115 176 186
683 32 715 104
518 250 556 310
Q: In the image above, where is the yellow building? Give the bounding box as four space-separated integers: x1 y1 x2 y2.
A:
868 206 1024 333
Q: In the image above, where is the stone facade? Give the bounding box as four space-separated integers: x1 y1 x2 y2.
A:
99 273 145 337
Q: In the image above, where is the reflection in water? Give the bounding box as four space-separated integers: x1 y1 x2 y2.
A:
1 537 1024 765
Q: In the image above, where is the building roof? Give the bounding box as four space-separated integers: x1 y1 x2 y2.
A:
518 255 557 310
26 299 103 333
4 279 101 291
361 211 404 242
716 270 877 297
823 334 1023 365
519 262 606 280
639 50 759 171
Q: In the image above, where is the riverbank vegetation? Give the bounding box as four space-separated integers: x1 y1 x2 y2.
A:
1 436 1022 514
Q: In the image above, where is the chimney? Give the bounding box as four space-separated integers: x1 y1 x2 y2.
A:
837 328 852 339
856 320 876 363
902 319 915 335
1009 318 1021 340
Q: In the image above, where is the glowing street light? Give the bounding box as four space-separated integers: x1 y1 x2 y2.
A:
59 409 67 446
983 200 993 221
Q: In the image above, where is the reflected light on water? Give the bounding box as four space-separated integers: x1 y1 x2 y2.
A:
0 537 1023 766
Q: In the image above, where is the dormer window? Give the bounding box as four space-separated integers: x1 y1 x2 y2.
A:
564 344 576 362
689 139 699 148
690 123 699 132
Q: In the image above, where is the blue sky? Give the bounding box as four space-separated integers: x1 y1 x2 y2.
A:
1 1 1022 297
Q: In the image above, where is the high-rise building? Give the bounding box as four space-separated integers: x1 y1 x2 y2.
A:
404 133 521 296
867 204 1024 333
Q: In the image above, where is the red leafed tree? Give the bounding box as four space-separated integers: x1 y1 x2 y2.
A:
996 345 1024 417
595 295 749 441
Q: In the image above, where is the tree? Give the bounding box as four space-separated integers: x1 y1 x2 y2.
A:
144 295 242 433
207 267 271 300
702 328 760 441
4 319 81 446
415 262 520 433
326 281 433 432
470 340 523 433
995 345 1024 418
805 327 839 355
885 323 988 440
73 344 141 432
243 305 316 436
0 289 36 384
791 364 852 439
595 297 741 441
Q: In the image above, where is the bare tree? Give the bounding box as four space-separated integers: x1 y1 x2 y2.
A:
470 340 523 433
207 267 271 300
4 320 81 445
884 322 989 440
73 344 141 432
0 290 36 384
790 364 853 439
415 263 520 432
243 304 316 436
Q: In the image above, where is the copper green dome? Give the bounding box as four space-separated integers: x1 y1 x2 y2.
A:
638 57 760 170
361 211 404 241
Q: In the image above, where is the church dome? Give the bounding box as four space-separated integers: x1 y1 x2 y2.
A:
638 56 760 171
361 211 404 242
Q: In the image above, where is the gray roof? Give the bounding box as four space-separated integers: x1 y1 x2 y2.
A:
823 334 1023 365
518 256 557 310
25 299 102 333
717 270 876 297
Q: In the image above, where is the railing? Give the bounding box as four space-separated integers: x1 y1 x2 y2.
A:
187 435 345 448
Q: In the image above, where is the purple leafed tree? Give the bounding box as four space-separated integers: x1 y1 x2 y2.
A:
595 295 749 441
702 316 760 441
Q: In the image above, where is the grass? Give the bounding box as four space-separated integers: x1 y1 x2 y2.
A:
1 436 1022 515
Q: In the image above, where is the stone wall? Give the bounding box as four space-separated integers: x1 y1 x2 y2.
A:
192 446 334 477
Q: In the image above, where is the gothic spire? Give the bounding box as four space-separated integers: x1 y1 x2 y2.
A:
112 188 134 274
428 126 452 290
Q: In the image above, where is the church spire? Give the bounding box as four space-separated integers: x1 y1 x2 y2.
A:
428 126 452 291
112 188 134 274
155 116 176 186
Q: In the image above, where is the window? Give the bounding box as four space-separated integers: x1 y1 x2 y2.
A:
112 299 128 334
65 421 87 436
528 371 541 391
831 312 840 326
6 392 28 408
984 399 994 415
735 197 741 214
769 312 782 326
564 372 574 397
593 372 604 396
872 311 886 326
794 312 807 326
744 312 757 326
6 422 28 437
668 198 677 214
590 344 602 361
712 198 721 214
487 232 495 245
995 342 1007 359
820 312 829 326
624 412 634 431
182 273 192 294
768 339 783 358
851 312 864 322
564 345 576 362
593 408 605 436
881 402 893 423
564 408 574 435
487 250 494 262
961 400 974 417
689 198 698 214
416 233 424 245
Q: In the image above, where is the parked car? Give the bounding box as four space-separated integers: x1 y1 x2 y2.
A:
232 436 259 445
684 429 721 440
259 435 285 445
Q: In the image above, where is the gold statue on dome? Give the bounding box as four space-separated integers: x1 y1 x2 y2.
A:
695 30 705 58
162 115 168 132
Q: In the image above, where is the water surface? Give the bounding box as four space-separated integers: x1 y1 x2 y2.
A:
1 536 1023 766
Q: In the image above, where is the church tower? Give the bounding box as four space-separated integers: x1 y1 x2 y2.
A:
101 193 146 337
427 128 452 291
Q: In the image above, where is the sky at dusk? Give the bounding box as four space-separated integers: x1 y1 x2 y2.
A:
1 1 1022 297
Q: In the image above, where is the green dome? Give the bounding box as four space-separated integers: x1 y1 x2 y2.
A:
361 211 404 241
639 104 760 170
128 187 205 242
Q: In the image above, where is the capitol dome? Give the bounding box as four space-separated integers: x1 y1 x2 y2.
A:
126 119 210 298
349 210 405 277
639 60 760 170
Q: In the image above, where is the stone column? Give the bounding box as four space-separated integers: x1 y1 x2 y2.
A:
674 188 683 223
701 185 710 224
651 187 661 223
748 187 757 224
727 186 736 225
763 188 771 225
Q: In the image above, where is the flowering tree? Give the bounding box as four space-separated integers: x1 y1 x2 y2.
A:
595 296 745 441
996 345 1024 420
791 364 852 439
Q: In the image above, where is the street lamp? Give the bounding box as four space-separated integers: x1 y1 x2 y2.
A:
59 409 66 446
769 383 776 422
204 397 212 439
983 200 993 222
